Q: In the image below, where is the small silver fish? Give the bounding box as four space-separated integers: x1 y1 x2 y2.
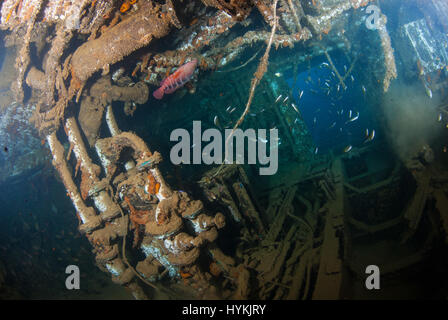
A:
226 105 232 112
365 128 369 137
214 115 221 128
283 96 289 103
314 147 319 154
299 90 304 99
229 107 236 114
275 72 282 77
275 94 283 103
362 85 366 94
349 110 352 118
344 145 352 153
321 62 329 68
425 85 433 99
370 129 375 140
438 113 443 122
364 129 375 143
329 121 336 129
337 84 340 92
291 103 300 115
351 75 355 82
344 65 347 72
346 112 359 123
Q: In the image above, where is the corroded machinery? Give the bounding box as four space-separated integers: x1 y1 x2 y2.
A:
47 101 232 298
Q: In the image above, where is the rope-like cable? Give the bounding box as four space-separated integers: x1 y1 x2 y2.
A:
212 0 279 178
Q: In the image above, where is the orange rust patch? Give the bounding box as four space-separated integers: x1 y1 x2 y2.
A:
80 170 91 200
146 172 160 195
180 271 192 279
124 196 150 225
131 64 140 77
120 2 131 13
165 67 172 77
6 0 21 23
190 18 198 26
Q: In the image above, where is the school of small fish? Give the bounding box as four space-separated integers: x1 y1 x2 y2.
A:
209 57 385 157
270 59 379 155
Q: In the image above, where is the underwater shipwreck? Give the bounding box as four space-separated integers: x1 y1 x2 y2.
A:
0 0 448 300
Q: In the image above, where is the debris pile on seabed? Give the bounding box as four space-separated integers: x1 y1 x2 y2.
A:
1 0 434 299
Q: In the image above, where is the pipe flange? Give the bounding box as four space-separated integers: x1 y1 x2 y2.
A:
78 212 102 234
93 192 122 221
164 232 196 254
112 267 135 285
88 179 110 197
95 244 119 264
214 212 226 229
136 151 162 171
136 258 162 282
197 227 218 243
190 213 218 233
145 210 183 239
181 199 204 220
167 247 200 267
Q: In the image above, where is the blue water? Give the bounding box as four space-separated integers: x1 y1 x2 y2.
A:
284 53 377 154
